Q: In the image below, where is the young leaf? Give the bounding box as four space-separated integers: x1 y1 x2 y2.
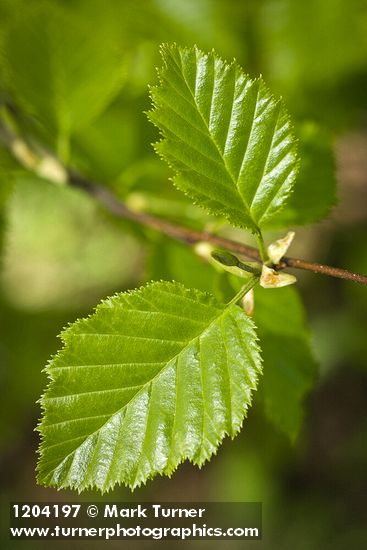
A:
148 44 299 234
254 286 317 440
37 281 262 492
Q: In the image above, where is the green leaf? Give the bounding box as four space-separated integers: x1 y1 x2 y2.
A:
263 123 337 228
2 3 126 158
37 281 262 492
148 43 299 234
72 100 139 183
254 286 317 440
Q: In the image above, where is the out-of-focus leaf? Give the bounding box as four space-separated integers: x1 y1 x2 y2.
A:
261 0 367 90
72 100 139 183
2 2 127 158
37 280 262 491
146 237 217 292
148 44 299 234
254 286 317 439
264 123 337 228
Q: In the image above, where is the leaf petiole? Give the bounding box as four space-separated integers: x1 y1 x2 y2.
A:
227 274 259 306
256 232 267 263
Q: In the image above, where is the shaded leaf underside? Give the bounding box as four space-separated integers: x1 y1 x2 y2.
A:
37 281 262 492
149 44 299 233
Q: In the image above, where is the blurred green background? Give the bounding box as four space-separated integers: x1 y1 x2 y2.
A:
0 0 366 548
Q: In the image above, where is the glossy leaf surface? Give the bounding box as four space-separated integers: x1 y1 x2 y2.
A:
38 281 262 491
149 44 299 234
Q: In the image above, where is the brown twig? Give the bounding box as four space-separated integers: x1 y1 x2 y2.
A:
277 258 367 285
1 117 367 286
68 171 367 286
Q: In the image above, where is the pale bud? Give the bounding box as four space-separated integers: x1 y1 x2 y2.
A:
260 264 297 289
241 288 255 316
126 192 148 212
36 156 67 185
11 139 38 170
194 242 215 262
267 231 295 264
